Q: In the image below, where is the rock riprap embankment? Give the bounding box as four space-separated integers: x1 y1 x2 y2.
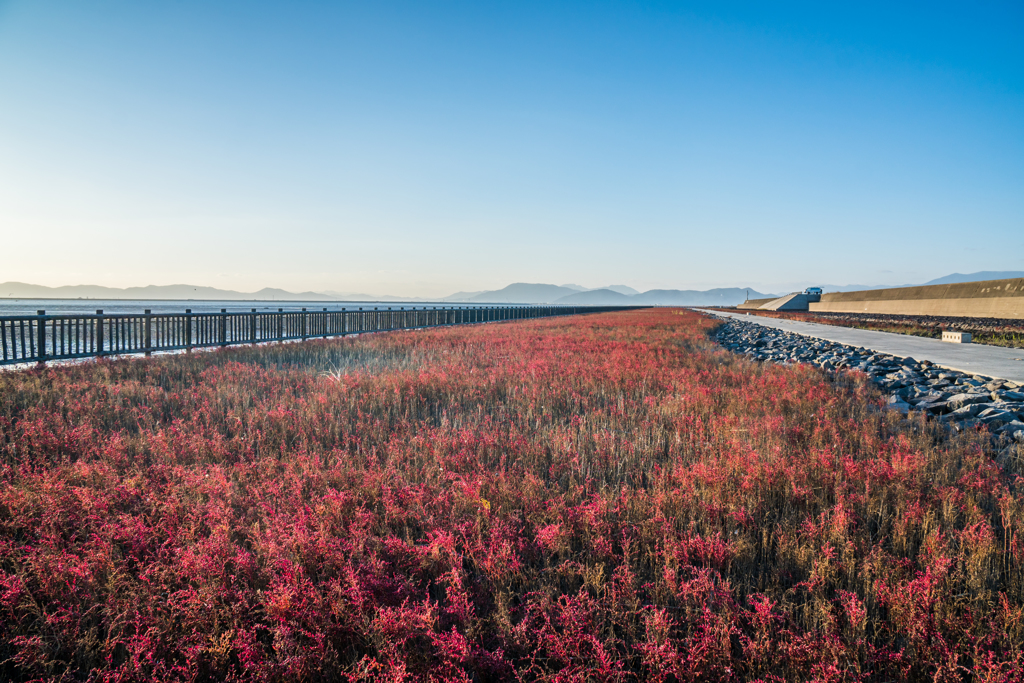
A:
714 318 1024 452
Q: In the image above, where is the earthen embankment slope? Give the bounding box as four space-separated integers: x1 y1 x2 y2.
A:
810 278 1024 319
737 297 775 310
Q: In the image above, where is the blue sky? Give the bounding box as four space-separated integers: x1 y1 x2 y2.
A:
0 1 1021 296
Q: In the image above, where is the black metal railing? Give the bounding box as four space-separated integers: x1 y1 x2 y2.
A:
0 305 640 366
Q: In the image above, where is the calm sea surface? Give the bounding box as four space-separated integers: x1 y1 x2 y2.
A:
0 299 472 317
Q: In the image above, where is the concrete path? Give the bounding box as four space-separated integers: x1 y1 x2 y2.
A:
697 309 1024 383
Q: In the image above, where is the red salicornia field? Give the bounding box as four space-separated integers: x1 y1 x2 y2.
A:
1 309 1022 682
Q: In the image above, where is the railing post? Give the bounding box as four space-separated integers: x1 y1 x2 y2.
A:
2 303 583 366
185 309 192 354
36 310 46 367
144 309 152 357
96 310 105 357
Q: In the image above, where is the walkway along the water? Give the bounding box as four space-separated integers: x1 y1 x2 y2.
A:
699 309 1024 384
703 310 1024 461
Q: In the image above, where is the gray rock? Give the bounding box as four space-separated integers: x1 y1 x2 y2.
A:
887 398 911 414
917 400 951 415
947 393 991 409
979 409 1015 425
950 403 986 418
951 418 982 432
999 420 1024 439
711 317 1017 427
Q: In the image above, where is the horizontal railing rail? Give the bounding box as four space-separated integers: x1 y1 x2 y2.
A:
0 305 641 366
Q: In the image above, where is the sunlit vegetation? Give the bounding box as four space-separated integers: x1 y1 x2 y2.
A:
1 309 1022 681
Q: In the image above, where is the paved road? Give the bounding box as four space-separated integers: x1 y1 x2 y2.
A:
698 309 1024 383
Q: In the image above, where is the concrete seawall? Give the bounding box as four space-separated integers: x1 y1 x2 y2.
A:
810 297 1024 318
809 278 1024 319
737 297 775 310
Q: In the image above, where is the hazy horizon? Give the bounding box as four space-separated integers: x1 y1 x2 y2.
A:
1 1 1021 296
5 270 1023 305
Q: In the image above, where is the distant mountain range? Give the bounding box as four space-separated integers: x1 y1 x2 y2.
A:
770 272 1024 296
0 282 414 302
453 283 774 306
583 288 771 306
921 271 1024 286
439 283 642 303
2 271 1020 306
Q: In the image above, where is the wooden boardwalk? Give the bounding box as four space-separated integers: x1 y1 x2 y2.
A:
2 304 638 367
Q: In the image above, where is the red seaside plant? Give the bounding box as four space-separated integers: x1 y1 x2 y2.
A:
1 308 1022 681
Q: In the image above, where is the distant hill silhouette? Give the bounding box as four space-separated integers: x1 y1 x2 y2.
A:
461 283 580 303
633 288 772 306
440 290 486 302
811 272 1024 293
555 289 632 304
0 282 336 301
452 283 775 306
921 271 1024 286
556 287 772 306
452 283 647 303
4 272 1016 305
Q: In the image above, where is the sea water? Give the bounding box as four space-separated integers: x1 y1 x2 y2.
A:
0 299 471 317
